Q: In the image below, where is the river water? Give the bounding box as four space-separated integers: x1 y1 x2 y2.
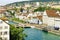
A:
24 28 60 40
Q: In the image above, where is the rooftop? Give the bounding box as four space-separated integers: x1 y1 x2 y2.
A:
46 10 60 18
0 7 6 13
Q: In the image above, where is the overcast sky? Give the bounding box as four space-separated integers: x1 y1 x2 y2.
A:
0 0 60 6
0 0 30 6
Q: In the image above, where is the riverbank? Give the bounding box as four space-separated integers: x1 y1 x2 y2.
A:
7 19 60 36
48 30 60 36
35 25 60 36
17 22 60 36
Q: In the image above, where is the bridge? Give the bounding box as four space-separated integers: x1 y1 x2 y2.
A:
15 23 47 29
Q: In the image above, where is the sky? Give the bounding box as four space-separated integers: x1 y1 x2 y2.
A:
0 0 30 6
0 0 60 6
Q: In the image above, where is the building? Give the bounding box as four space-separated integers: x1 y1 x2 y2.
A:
36 2 40 7
0 19 10 40
37 15 42 24
43 10 60 28
0 9 6 18
28 15 42 24
51 4 60 9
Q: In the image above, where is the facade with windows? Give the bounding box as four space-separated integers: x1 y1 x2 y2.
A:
0 20 10 40
43 10 60 29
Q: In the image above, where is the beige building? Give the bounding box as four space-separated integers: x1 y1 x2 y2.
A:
0 20 10 40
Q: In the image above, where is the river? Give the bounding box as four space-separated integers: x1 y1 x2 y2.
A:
23 28 60 40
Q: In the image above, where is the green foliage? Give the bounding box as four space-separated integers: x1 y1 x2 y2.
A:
54 8 60 11
34 7 54 12
12 17 26 23
7 10 15 16
34 7 46 12
10 24 26 40
14 7 18 11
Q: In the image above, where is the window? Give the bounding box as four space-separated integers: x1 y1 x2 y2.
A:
55 20 60 21
4 31 7 35
0 27 2 29
0 32 2 35
4 38 7 40
5 26 8 29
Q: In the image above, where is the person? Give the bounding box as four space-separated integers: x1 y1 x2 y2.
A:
38 20 39 24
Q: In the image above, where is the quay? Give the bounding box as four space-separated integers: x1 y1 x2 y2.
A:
15 23 60 36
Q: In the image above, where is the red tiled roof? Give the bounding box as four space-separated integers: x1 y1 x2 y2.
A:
0 9 6 13
46 10 60 18
0 6 7 13
0 8 6 13
37 15 42 20
31 15 42 20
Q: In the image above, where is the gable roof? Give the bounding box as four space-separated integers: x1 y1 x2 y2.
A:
46 10 60 18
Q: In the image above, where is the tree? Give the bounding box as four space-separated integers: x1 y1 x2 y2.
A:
34 7 54 12
13 7 20 14
14 7 18 12
7 10 15 17
10 24 26 40
34 7 46 12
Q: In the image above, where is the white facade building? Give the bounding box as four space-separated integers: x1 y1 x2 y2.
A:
43 10 60 28
54 18 60 28
28 18 39 24
0 20 10 40
28 15 42 24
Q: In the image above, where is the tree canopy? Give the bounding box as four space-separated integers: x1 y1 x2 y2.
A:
10 24 26 40
34 7 55 12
